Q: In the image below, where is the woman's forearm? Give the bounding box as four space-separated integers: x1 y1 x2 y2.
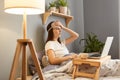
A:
49 56 71 65
62 27 79 38
62 26 79 44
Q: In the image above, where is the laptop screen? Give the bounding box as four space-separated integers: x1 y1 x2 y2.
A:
101 37 114 57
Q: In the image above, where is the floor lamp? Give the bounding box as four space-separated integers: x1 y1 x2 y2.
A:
4 0 45 80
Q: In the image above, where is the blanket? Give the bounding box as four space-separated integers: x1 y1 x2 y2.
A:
32 59 120 80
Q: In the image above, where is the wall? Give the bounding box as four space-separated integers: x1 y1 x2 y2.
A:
83 0 119 59
119 0 120 59
72 0 84 53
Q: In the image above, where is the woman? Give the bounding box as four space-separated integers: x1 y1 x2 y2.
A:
45 21 79 65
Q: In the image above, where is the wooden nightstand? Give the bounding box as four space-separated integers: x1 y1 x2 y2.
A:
72 56 111 80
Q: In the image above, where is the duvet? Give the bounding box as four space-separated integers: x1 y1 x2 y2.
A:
32 59 120 80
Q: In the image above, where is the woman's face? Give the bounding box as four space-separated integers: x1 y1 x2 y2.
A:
51 22 62 39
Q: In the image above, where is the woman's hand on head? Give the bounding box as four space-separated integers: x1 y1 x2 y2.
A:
51 21 63 29
55 21 65 29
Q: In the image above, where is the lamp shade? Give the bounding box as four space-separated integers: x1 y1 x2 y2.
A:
4 0 45 15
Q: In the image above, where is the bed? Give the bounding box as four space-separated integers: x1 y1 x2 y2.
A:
28 52 120 80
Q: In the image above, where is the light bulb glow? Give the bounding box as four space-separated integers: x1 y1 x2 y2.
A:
4 0 45 15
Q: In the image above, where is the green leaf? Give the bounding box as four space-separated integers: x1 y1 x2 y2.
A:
58 0 68 7
79 33 104 53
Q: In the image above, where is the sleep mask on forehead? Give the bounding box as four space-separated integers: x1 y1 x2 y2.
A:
48 22 62 32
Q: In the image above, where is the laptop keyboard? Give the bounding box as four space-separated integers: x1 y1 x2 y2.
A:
89 53 101 57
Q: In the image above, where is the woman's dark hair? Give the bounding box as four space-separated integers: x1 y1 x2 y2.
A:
46 21 61 44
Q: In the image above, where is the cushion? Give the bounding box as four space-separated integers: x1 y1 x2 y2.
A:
28 50 45 75
42 55 50 67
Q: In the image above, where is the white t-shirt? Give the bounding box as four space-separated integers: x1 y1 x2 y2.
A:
45 40 69 57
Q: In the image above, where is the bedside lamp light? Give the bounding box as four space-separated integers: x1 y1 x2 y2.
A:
4 0 45 80
4 0 45 15
4 0 45 39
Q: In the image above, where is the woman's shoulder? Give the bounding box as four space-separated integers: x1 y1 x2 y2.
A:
46 41 55 44
45 40 65 46
45 41 55 50
45 41 56 46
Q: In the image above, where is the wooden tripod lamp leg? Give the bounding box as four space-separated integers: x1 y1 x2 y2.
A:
9 42 22 80
9 39 44 80
22 43 27 80
28 41 44 80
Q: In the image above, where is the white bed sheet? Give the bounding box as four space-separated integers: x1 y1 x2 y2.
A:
32 59 120 80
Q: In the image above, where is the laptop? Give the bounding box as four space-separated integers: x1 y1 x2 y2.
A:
88 37 114 59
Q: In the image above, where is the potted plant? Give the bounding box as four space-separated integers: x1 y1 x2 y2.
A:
48 1 57 12
79 33 104 53
58 0 68 14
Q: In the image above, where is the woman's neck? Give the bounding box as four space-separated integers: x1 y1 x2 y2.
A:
53 37 58 41
53 39 57 41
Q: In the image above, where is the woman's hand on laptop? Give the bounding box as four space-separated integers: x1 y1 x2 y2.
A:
69 53 78 59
